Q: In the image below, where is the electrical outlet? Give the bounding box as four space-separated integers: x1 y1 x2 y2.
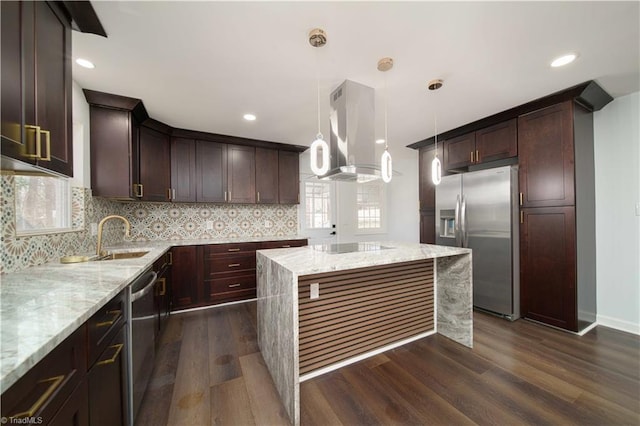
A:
90 223 98 236
310 283 320 299
206 221 214 230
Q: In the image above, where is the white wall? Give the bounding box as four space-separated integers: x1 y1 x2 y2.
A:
385 147 419 242
594 91 640 334
71 81 91 188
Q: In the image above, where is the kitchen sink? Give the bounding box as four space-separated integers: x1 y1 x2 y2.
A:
96 251 149 261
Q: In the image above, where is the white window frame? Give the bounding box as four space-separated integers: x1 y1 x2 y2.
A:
355 181 387 235
14 173 73 236
302 180 333 230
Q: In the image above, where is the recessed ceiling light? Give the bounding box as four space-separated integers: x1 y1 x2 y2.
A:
376 139 385 145
243 113 256 121
75 58 95 69
551 53 577 68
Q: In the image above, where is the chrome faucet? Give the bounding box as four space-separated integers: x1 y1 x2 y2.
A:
96 215 131 256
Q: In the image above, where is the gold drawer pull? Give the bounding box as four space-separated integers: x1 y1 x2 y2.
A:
228 283 241 288
96 309 122 327
168 251 173 265
133 183 144 198
10 375 65 418
228 263 240 267
96 343 124 366
227 248 241 252
156 278 166 296
281 245 291 248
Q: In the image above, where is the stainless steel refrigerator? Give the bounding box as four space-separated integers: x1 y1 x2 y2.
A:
435 165 520 319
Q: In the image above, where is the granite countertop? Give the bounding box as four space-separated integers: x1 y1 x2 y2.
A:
0 235 306 391
256 241 471 276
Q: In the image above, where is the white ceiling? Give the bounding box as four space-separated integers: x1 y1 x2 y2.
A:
72 1 640 151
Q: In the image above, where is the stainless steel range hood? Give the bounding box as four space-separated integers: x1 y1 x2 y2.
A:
320 80 381 182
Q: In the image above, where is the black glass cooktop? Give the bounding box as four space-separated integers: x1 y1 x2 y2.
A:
313 242 393 254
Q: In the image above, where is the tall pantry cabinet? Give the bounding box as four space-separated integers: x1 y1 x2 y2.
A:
518 100 599 332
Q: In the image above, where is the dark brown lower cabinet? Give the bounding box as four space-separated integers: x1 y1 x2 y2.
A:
170 240 307 311
87 326 127 426
520 206 577 331
49 379 89 426
419 211 436 244
170 246 201 310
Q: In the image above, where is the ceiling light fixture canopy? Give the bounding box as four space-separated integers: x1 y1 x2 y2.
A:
429 79 443 186
309 28 330 176
378 57 393 183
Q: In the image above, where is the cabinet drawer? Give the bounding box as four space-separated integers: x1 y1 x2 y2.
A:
206 243 257 255
258 239 307 249
211 288 257 304
87 290 125 367
207 274 256 295
205 253 256 275
1 326 87 424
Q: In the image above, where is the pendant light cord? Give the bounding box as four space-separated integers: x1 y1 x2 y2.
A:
384 72 389 150
315 50 322 138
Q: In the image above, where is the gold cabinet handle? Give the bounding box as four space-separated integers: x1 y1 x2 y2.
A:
470 151 474 163
133 184 144 198
224 191 227 201
96 309 122 327
227 248 240 252
257 191 260 203
172 189 176 200
40 129 51 161
228 263 240 267
519 192 523 206
167 188 172 200
475 149 479 163
10 375 65 418
156 277 166 296
520 211 524 223
168 251 173 265
281 245 291 248
228 283 241 288
23 125 42 159
96 343 124 366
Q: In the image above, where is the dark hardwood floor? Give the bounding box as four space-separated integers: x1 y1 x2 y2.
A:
137 302 640 426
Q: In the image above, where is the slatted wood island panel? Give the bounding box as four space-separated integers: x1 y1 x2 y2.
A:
298 260 434 375
256 242 472 426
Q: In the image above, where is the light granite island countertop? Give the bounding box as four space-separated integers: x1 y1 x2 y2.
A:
256 241 473 426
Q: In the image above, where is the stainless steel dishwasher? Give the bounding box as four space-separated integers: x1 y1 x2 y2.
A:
127 268 158 424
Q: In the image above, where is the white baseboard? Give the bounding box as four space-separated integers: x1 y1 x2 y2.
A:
596 314 640 335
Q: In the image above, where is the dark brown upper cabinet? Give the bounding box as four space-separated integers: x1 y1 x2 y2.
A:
227 145 256 204
196 141 227 203
171 137 197 202
1 1 73 177
278 150 300 204
444 119 517 172
255 147 279 204
84 89 149 200
518 102 574 208
139 120 171 202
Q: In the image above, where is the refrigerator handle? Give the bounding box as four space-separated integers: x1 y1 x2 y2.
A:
461 195 468 248
455 195 461 247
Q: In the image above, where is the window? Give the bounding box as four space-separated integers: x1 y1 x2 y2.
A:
304 181 331 229
14 174 71 235
357 182 384 230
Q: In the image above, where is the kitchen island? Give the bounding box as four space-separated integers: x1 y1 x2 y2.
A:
256 242 473 426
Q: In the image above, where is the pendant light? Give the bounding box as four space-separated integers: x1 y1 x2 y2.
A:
309 28 329 176
378 57 393 183
428 79 443 185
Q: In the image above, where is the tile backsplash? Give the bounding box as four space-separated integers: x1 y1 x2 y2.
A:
121 202 298 241
1 174 299 274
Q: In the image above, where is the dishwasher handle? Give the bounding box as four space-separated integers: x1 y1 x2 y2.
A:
131 271 158 302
